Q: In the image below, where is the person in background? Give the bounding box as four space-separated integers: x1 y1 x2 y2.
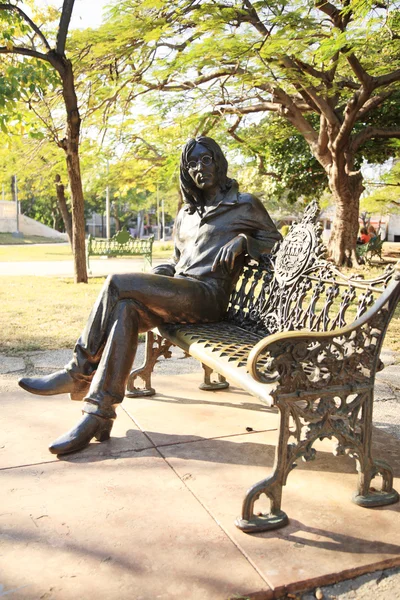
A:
359 227 371 245
367 225 377 241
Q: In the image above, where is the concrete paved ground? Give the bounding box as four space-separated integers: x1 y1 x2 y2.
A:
1 347 400 599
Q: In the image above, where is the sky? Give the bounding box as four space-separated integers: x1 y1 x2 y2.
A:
35 0 111 30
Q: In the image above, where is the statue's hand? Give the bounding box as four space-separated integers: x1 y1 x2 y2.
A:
152 264 176 277
211 235 246 274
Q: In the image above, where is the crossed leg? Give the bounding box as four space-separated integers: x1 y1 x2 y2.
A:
20 272 228 455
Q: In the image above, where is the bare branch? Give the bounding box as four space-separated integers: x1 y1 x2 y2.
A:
155 33 201 52
291 57 330 83
334 86 372 152
356 92 392 121
280 55 341 126
365 181 400 187
0 45 51 62
337 78 362 91
139 68 246 92
130 135 163 160
326 51 340 82
373 69 400 88
226 115 279 177
318 114 329 155
57 0 75 55
351 126 400 154
0 3 51 50
315 1 344 30
315 2 372 86
346 54 373 86
212 102 282 115
242 0 269 36
27 98 61 146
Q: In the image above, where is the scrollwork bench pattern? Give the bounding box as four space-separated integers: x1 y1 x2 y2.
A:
126 200 400 533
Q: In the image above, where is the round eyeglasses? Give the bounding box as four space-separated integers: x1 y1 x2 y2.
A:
187 155 213 170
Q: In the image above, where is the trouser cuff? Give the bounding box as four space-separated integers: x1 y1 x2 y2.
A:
83 397 119 419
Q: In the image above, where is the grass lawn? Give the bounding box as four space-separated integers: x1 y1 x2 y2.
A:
0 239 399 356
0 277 105 354
1 260 399 357
0 239 174 262
0 233 67 245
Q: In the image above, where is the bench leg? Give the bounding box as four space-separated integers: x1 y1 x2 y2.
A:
236 403 290 533
352 390 399 507
125 331 174 398
199 364 229 391
86 252 92 275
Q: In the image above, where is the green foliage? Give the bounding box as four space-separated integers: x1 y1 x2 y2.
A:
79 0 400 199
2 0 400 249
361 155 400 215
0 133 67 229
280 225 290 237
233 115 328 203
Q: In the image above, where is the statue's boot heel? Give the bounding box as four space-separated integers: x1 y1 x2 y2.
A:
95 420 113 442
49 414 114 456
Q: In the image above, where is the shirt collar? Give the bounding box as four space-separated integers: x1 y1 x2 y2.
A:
184 179 239 214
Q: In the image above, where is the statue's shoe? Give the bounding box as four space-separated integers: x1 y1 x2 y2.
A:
49 413 114 455
18 369 89 400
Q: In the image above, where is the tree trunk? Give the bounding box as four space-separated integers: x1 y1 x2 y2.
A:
58 58 88 283
65 147 87 282
55 174 73 247
327 164 364 266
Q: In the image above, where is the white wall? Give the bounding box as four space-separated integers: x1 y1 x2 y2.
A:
387 214 400 242
19 215 68 240
0 219 17 232
0 201 68 239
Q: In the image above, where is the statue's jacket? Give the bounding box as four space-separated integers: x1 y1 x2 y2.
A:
152 180 282 320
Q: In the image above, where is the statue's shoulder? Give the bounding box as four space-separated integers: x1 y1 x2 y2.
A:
237 192 266 211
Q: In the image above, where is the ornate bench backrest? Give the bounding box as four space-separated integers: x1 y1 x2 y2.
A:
227 200 397 339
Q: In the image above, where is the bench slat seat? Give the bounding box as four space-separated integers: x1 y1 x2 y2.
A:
158 322 277 406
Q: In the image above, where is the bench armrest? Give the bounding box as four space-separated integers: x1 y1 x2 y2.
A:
248 272 400 389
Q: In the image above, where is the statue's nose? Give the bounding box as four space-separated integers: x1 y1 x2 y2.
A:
193 159 203 170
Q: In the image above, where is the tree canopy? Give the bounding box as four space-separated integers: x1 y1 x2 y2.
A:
2 1 400 267
81 0 400 263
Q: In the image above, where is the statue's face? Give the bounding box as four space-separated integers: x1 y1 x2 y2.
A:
187 143 218 192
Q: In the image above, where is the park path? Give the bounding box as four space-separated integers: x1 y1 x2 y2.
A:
0 257 164 277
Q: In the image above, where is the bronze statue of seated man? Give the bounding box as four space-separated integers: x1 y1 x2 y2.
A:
19 136 281 455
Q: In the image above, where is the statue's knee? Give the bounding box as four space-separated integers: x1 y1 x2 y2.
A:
106 274 121 294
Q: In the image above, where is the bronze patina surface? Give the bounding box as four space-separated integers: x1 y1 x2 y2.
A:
18 136 281 456
128 200 400 533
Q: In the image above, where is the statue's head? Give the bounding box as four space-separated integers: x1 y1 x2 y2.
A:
180 136 232 213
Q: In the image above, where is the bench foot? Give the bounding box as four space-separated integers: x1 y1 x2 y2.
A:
235 510 288 533
354 456 399 508
353 489 399 508
200 364 229 391
126 331 173 398
199 379 229 391
125 387 156 398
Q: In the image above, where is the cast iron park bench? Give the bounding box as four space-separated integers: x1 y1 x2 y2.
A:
357 236 384 265
126 201 400 534
86 229 154 272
